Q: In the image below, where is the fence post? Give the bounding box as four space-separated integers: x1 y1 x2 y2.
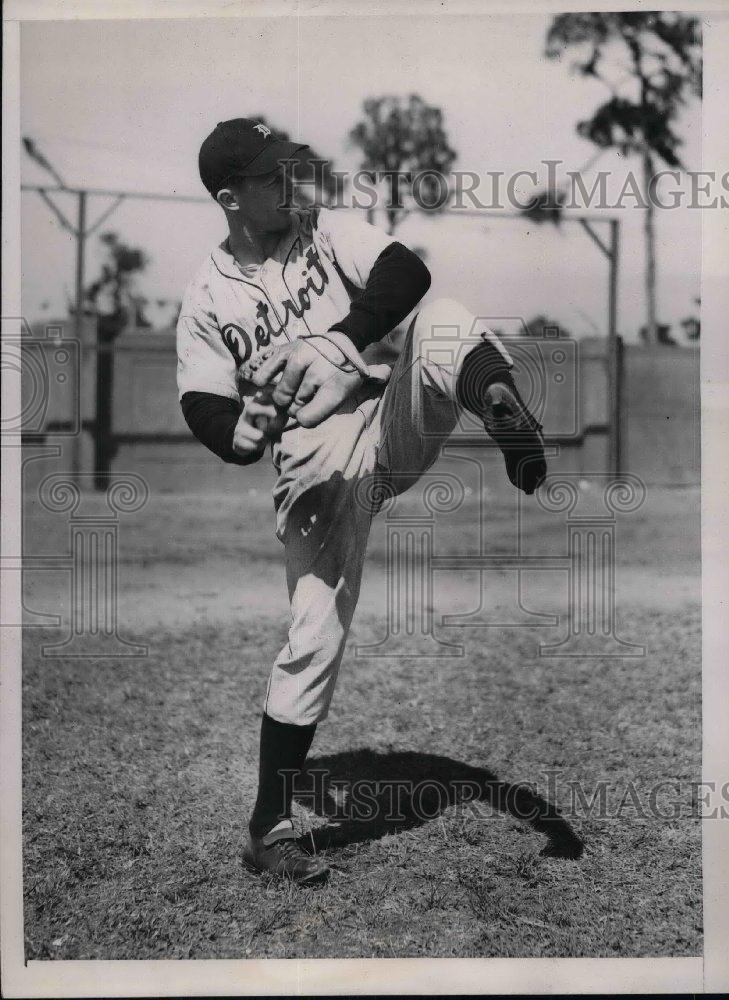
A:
615 333 624 479
71 190 86 479
94 313 122 490
607 218 621 477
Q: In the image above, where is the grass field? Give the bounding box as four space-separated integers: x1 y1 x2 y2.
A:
22 465 702 960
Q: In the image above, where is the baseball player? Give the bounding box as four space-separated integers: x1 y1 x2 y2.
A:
177 119 546 884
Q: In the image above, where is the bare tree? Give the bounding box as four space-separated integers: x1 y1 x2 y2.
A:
545 12 701 343
349 94 457 233
84 232 150 330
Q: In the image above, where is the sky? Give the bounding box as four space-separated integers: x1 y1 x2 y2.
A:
19 13 702 340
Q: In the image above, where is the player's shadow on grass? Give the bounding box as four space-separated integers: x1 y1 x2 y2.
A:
296 748 584 860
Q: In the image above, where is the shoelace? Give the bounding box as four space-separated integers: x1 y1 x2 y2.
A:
275 838 309 861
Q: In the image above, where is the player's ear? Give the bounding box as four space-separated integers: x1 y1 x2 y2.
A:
216 186 240 212
216 176 247 212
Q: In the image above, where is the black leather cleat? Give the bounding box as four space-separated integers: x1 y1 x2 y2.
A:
482 381 547 495
455 337 547 496
243 821 329 885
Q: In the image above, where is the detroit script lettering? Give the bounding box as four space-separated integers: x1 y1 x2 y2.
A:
221 245 329 366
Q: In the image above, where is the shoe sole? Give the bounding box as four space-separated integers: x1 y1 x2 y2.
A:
483 383 547 495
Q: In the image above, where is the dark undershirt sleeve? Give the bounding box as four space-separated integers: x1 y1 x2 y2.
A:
329 242 431 352
180 391 261 466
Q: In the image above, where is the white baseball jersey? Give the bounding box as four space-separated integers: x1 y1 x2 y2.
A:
176 207 395 404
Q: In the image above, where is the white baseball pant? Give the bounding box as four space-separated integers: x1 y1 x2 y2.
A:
263 298 512 725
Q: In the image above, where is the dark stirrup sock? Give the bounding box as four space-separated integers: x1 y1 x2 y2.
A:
248 713 317 838
455 338 516 417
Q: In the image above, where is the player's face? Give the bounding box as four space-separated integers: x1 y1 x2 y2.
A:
234 169 293 232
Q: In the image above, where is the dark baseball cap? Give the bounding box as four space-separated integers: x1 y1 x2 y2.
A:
198 118 308 197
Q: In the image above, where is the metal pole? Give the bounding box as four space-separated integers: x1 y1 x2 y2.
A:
71 190 87 478
607 218 621 477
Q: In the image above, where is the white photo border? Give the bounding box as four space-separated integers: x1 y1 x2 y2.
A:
2 1 726 995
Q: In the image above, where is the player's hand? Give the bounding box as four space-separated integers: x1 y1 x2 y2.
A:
251 339 363 428
232 391 288 457
238 343 296 383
